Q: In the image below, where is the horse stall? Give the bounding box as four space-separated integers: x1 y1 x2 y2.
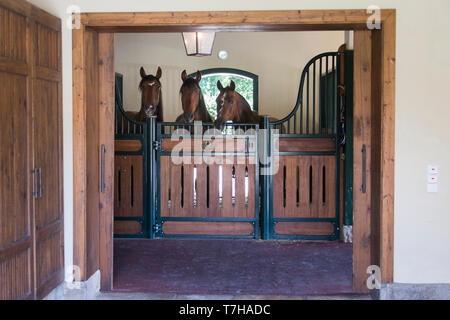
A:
111 32 354 295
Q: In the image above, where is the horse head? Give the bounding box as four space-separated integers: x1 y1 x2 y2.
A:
138 66 162 119
179 70 203 123
214 80 238 130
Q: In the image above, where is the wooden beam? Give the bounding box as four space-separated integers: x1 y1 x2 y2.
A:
72 25 87 280
353 30 372 293
81 9 396 31
98 33 115 291
380 13 396 283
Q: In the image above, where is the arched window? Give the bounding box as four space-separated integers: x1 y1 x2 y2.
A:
190 68 258 119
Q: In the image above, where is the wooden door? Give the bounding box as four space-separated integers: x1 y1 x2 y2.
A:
0 0 63 300
0 0 34 300
31 5 64 299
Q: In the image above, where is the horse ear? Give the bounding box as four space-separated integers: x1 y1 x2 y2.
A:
196 71 202 83
156 66 162 79
217 80 224 91
140 67 147 78
181 70 188 82
229 80 236 91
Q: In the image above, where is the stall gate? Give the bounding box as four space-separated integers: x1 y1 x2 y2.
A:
113 52 343 240
261 52 342 240
155 123 260 238
114 75 151 238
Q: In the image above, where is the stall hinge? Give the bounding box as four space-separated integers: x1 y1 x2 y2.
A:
152 141 161 151
153 222 162 233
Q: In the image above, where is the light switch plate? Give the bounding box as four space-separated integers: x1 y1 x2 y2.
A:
428 165 439 175
427 175 438 183
427 184 438 193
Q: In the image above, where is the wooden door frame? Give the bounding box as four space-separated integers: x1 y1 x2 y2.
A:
72 9 396 293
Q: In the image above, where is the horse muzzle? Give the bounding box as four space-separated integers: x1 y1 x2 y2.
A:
144 105 156 117
214 118 225 131
183 112 195 123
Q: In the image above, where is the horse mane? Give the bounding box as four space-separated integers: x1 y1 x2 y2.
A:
234 91 259 123
197 92 212 122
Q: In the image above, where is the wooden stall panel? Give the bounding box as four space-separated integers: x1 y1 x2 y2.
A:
114 221 142 235
275 222 335 236
115 139 142 152
160 155 256 221
114 155 144 219
274 155 336 219
162 222 254 236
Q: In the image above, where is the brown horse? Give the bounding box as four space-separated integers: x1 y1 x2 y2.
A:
176 70 213 124
214 80 283 132
126 66 163 122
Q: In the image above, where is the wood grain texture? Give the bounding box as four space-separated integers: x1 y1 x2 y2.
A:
81 10 396 31
273 155 335 220
380 14 396 283
114 221 142 235
114 156 144 219
353 30 372 293
162 222 254 236
275 222 334 236
277 138 335 152
160 156 256 220
0 0 64 299
98 33 115 291
72 25 87 281
32 4 64 299
115 139 142 152
85 29 99 279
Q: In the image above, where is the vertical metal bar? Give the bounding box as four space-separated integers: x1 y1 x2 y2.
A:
261 116 272 240
313 60 316 134
325 55 329 134
115 108 118 134
32 168 38 198
38 168 42 198
306 69 310 134
101 145 106 193
333 55 337 134
319 57 323 134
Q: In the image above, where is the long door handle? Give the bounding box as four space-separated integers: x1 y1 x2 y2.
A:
32 168 38 198
101 145 106 193
39 168 43 198
361 145 366 193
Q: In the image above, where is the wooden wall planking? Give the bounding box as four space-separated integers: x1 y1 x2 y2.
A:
0 0 64 300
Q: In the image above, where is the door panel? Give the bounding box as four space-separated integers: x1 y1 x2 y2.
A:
0 1 33 300
0 72 33 300
31 5 64 299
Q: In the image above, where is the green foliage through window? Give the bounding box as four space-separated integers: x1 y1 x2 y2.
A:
190 69 258 119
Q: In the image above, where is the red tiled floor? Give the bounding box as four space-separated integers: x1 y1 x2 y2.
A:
113 239 353 296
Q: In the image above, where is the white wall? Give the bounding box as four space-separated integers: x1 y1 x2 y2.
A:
115 32 344 122
26 0 450 284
